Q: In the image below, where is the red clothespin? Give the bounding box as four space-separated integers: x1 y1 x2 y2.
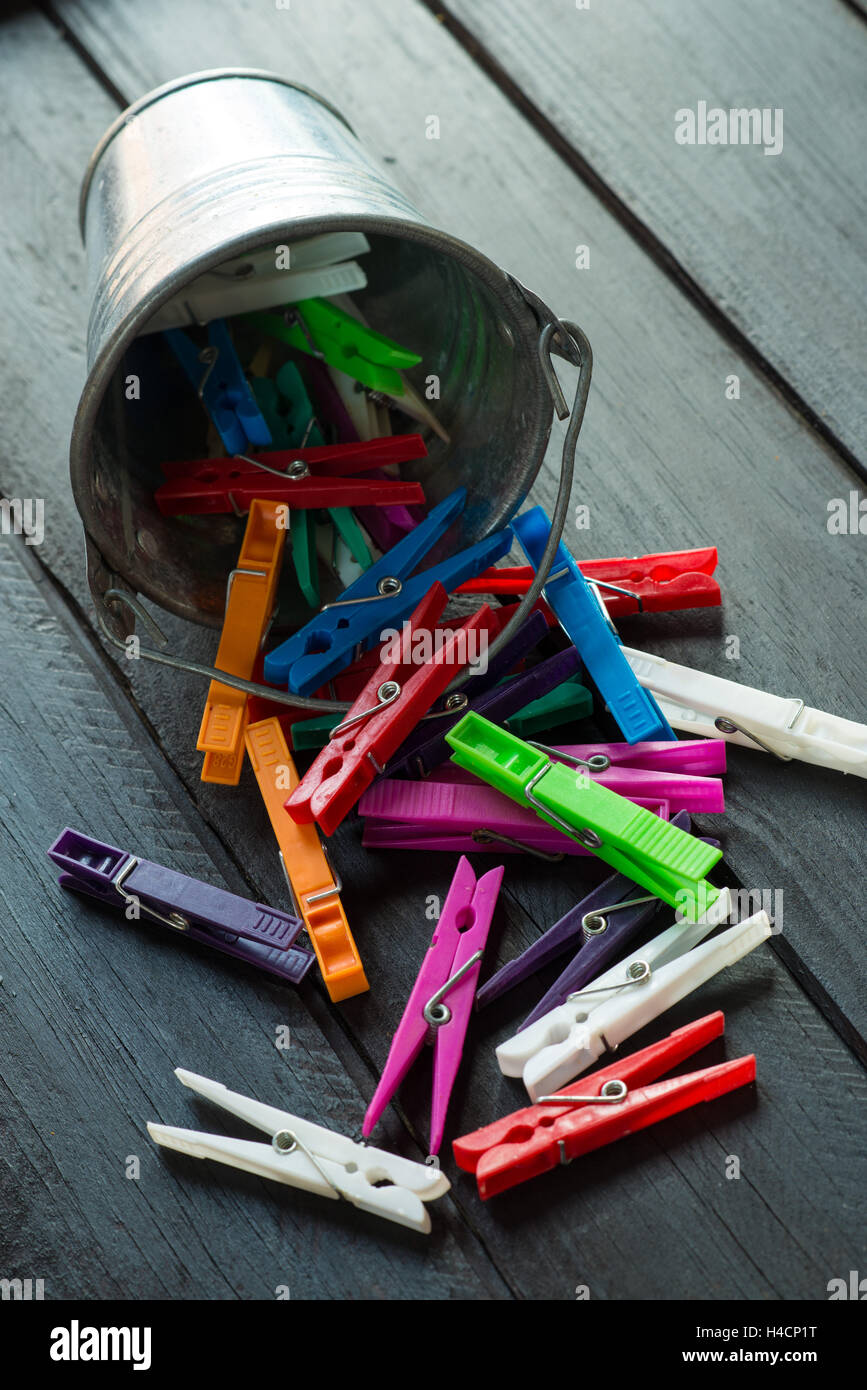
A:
453 1011 755 1199
155 434 428 516
285 582 492 834
456 547 720 618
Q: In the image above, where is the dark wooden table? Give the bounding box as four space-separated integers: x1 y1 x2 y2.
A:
1 0 865 1300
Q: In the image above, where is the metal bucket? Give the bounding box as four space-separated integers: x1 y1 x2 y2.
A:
71 69 591 708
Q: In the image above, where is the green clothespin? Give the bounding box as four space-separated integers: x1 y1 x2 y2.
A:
507 675 593 737
445 713 723 921
246 298 421 397
291 712 342 751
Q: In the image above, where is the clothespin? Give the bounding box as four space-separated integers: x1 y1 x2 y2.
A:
246 297 422 397
497 903 769 1099
358 776 673 859
148 1068 449 1233
457 547 720 618
154 448 426 518
473 813 719 1016
506 675 593 738
550 739 727 775
263 488 514 695
285 584 493 834
47 827 314 985
141 233 372 332
513 508 676 743
445 713 723 919
244 717 368 1001
197 499 286 785
622 646 867 778
287 605 542 753
382 614 572 779
164 318 272 456
363 856 503 1158
453 1012 755 1198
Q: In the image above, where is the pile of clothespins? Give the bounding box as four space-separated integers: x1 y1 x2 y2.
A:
48 236 867 1233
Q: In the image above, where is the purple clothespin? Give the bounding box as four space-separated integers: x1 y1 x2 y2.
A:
362 856 503 1157
358 779 672 856
384 612 561 779
48 828 314 985
552 739 727 775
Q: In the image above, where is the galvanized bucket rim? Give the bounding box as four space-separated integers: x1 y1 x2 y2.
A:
78 67 357 236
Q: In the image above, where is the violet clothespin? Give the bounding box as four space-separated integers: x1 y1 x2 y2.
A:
383 613 571 779
48 828 313 984
363 856 503 1158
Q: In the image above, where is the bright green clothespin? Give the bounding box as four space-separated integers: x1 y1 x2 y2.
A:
246 298 421 397
507 675 593 737
445 713 722 921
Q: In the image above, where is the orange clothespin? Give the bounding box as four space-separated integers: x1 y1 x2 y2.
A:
198 500 286 785
245 716 369 1002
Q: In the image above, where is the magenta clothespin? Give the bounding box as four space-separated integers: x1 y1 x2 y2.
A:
363 856 503 1157
405 759 723 814
552 740 727 775
358 779 672 856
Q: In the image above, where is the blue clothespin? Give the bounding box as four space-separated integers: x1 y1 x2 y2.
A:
512 507 676 744
264 489 513 694
165 318 272 456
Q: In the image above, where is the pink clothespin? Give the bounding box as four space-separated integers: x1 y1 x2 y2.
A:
358 778 672 857
430 756 724 812
363 857 503 1158
551 739 727 775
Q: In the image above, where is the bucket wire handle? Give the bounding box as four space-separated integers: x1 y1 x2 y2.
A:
98 313 591 714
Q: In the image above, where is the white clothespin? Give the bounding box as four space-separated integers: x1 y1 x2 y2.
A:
497 892 773 1100
622 646 867 778
142 233 372 333
147 1069 450 1233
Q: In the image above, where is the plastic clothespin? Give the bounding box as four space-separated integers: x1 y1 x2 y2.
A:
364 856 503 1157
47 827 313 985
164 318 272 456
456 547 720 619
263 488 513 695
622 646 867 778
244 718 368 1001
476 809 692 1011
454 1012 755 1199
445 713 723 919
285 584 493 835
148 1068 449 1233
497 897 769 1101
550 739 727 775
382 614 571 779
358 776 672 858
154 452 425 518
246 297 422 397
513 508 676 743
506 675 593 738
287 604 540 752
197 499 286 786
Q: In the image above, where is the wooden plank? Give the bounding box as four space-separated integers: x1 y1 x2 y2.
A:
44 0 867 1046
0 4 863 1297
433 0 867 469
0 531 507 1298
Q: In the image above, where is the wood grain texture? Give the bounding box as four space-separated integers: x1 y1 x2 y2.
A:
435 0 867 468
43 0 867 1041
0 2 862 1298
